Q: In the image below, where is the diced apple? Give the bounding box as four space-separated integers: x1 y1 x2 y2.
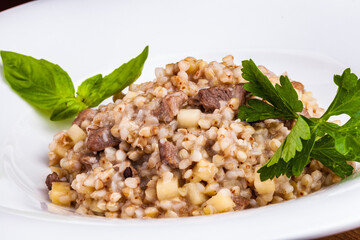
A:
67 124 87 143
193 160 218 182
49 182 71 207
206 189 235 213
186 183 207 205
254 172 275 195
177 109 201 128
156 175 179 200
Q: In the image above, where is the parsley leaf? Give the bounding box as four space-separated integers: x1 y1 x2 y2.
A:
315 69 360 158
258 136 317 181
258 116 314 180
238 99 292 122
275 75 304 114
321 68 360 120
239 61 360 181
266 115 311 165
281 115 311 162
239 59 303 122
319 117 360 157
310 135 354 178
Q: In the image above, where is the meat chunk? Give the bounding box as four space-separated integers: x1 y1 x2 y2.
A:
86 127 120 152
291 81 305 93
140 176 151 190
188 86 232 112
153 91 188 123
233 83 247 106
232 196 250 211
73 108 98 126
158 140 179 168
283 119 295 130
79 152 98 171
45 172 61 190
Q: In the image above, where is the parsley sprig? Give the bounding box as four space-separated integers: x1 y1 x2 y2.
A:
239 59 360 181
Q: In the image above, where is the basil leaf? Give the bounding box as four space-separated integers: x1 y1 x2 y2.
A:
77 46 149 107
50 98 87 121
1 51 75 109
76 73 103 106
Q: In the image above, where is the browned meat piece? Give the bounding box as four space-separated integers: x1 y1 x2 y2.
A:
291 81 305 93
73 108 98 126
79 153 98 171
158 140 179 168
153 91 188 123
86 127 120 152
283 119 295 130
188 86 232 112
45 172 61 190
140 176 151 190
233 83 247 106
232 196 250 211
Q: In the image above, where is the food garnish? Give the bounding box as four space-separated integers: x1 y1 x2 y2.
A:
0 46 148 120
239 60 360 180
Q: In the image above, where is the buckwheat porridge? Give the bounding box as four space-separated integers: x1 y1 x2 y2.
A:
45 55 345 218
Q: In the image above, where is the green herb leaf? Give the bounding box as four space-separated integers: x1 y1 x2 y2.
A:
266 116 311 166
311 135 354 178
239 59 303 122
258 116 314 180
242 62 360 181
238 99 294 122
319 116 360 157
0 51 75 109
291 134 316 176
76 74 103 106
281 115 312 162
1 46 149 121
275 75 304 114
321 68 360 120
50 98 87 121
77 46 149 107
258 135 317 181
257 157 292 181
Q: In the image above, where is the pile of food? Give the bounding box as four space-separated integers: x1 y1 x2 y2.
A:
45 55 346 218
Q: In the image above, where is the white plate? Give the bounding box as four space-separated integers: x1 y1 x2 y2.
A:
1 0 360 239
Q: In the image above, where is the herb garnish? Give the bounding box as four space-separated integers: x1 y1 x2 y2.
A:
239 59 360 181
0 46 148 121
